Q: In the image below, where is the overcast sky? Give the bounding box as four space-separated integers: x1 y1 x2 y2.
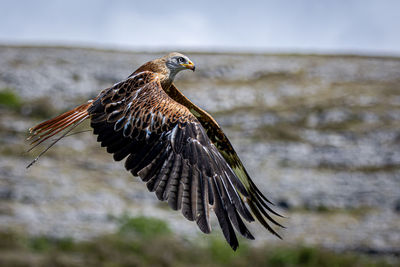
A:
1 0 399 55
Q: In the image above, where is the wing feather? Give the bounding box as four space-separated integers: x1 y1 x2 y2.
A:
211 175 239 250
165 154 183 209
88 71 280 250
181 166 194 221
195 170 211 233
165 84 284 238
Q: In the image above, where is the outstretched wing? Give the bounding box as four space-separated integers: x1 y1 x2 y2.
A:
199 120 284 237
88 71 281 249
165 84 284 236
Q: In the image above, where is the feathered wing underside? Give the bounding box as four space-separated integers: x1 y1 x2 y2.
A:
87 71 282 249
166 84 285 236
195 113 285 237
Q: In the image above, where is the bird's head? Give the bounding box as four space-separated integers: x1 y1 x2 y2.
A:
134 52 195 85
163 52 195 80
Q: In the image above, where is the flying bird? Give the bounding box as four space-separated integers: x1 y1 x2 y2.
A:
27 52 284 250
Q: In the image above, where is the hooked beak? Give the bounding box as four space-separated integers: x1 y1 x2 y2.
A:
181 61 195 71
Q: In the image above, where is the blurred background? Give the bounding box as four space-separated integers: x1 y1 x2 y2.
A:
0 0 399 266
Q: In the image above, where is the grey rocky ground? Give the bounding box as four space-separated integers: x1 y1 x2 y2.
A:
0 46 399 254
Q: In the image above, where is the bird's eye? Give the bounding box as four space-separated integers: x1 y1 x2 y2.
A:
178 57 185 63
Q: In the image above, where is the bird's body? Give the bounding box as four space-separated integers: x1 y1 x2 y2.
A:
28 53 283 250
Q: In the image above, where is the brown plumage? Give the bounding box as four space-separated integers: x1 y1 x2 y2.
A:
28 52 284 250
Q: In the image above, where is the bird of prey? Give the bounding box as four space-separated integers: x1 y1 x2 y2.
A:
27 52 283 250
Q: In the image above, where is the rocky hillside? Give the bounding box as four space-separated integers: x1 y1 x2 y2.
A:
0 46 399 256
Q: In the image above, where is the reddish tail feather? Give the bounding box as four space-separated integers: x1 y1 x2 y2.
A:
27 101 92 168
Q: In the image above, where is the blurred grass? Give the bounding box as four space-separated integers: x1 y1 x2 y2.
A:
0 88 22 110
0 216 396 267
0 88 58 118
21 96 58 118
117 215 171 238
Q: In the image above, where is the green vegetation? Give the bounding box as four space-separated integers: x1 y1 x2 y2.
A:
0 88 22 109
252 123 303 142
0 216 396 267
316 162 400 173
21 97 58 118
72 73 81 81
0 88 58 118
117 215 171 238
293 205 374 219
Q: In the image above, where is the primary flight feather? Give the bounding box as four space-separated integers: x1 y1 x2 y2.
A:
27 52 284 250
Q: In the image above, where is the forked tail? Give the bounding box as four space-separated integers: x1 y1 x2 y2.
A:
27 101 92 168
